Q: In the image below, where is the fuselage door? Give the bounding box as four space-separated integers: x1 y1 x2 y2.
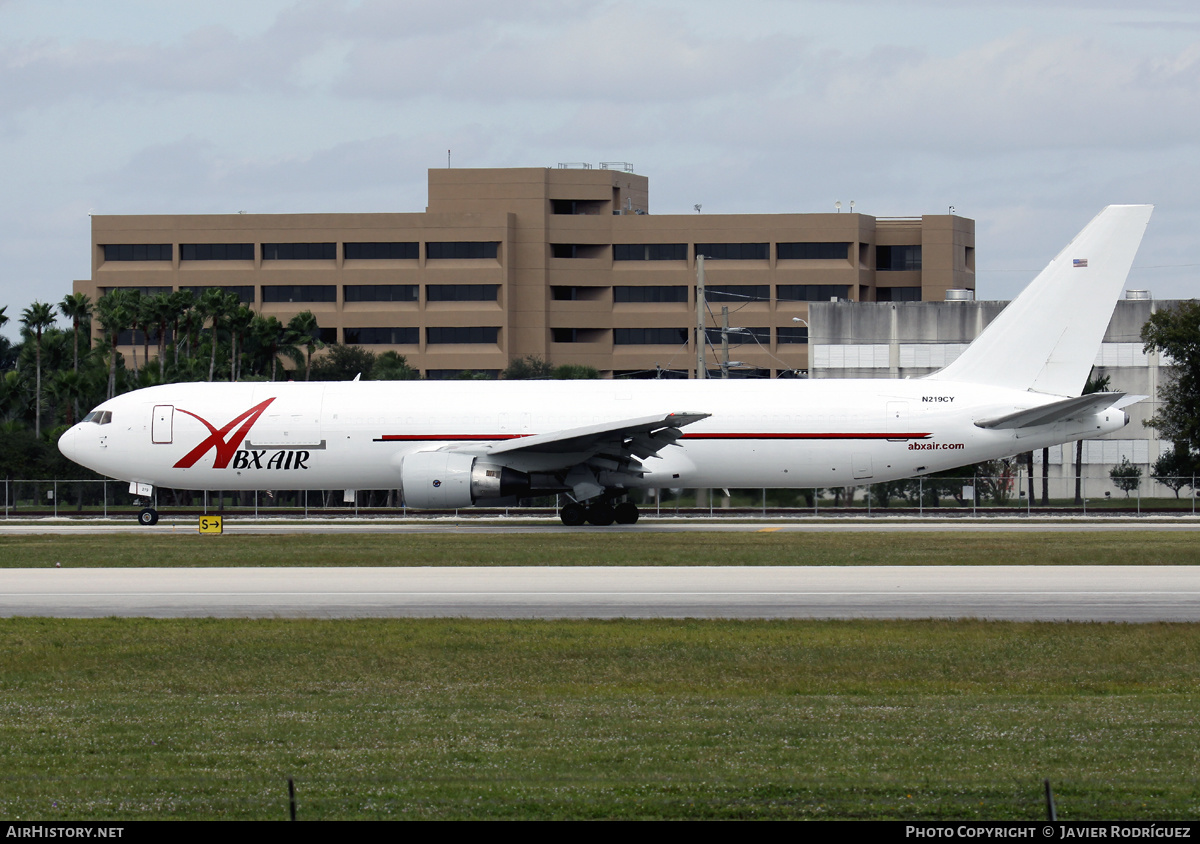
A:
152 405 174 444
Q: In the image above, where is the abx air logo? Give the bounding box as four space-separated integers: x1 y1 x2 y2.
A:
173 398 276 469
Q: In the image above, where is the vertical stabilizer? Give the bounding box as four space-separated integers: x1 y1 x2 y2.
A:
927 205 1152 397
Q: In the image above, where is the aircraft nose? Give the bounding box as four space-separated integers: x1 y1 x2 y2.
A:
57 426 78 462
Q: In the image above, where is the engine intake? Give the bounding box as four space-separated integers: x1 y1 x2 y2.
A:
400 451 530 508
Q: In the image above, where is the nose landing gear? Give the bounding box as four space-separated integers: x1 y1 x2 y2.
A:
137 507 159 526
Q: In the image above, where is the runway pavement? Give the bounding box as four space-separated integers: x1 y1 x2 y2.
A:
5 517 1200 534
2 565 1197 621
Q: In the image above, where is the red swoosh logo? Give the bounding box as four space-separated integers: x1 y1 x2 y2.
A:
173 398 276 469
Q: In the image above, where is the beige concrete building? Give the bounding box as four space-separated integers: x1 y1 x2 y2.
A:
77 166 975 378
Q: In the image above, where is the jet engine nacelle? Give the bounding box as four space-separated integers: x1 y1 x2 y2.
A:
400 451 530 508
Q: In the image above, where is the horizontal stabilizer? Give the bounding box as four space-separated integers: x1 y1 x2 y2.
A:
975 393 1136 430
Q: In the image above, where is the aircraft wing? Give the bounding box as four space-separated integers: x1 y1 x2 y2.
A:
974 392 1140 430
444 411 710 501
479 412 710 458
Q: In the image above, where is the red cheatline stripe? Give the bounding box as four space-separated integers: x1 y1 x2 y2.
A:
375 434 529 442
374 432 932 442
684 432 931 440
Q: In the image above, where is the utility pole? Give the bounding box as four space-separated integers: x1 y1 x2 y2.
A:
720 306 730 378
695 254 706 379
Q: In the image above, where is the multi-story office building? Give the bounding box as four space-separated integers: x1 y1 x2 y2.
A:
76 165 975 378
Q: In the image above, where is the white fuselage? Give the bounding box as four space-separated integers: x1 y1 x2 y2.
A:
58 378 1128 495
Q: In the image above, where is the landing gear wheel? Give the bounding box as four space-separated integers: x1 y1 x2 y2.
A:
560 502 586 526
137 507 159 526
585 502 615 527
614 501 639 525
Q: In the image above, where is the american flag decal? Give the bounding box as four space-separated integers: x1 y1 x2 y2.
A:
1073 258 1088 268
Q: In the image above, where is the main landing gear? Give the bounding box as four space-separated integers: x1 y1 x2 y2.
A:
559 498 639 527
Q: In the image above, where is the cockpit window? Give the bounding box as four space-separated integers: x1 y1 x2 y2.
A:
83 410 112 425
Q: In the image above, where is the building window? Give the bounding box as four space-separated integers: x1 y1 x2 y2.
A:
777 242 850 260
614 286 688 303
695 243 768 260
344 327 419 345
613 327 689 345
613 243 687 261
551 328 607 343
551 199 607 215
344 285 418 302
426 326 500 344
876 287 922 302
181 285 256 304
344 242 418 260
777 326 809 344
552 286 608 301
103 244 172 261
426 284 499 302
261 285 336 303
777 284 851 302
180 243 254 261
262 243 335 261
99 286 173 296
426 241 499 259
705 285 769 303
877 245 922 271
550 243 607 259
318 328 337 344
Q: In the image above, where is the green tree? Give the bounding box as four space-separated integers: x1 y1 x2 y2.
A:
370 351 418 380
94 290 133 399
502 355 554 379
58 293 93 376
308 345 377 381
1109 456 1142 498
1151 447 1196 499
552 364 600 379
1143 301 1200 455
287 311 324 380
20 301 56 438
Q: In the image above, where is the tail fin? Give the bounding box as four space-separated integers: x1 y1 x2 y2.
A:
927 205 1153 397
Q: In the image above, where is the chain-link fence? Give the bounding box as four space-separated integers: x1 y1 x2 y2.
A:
5 473 1200 519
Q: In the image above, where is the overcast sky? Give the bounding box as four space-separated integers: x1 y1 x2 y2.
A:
3 0 1199 336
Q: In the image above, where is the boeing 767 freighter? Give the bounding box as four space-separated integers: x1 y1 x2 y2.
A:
58 205 1153 526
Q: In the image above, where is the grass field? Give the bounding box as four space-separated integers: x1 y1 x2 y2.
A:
1 618 1198 820
3 529 1200 568
4 530 1197 820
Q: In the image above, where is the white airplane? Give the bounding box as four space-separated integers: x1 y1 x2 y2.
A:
59 205 1153 527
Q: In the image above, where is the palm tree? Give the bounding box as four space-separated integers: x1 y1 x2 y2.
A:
58 292 93 374
287 311 324 380
95 290 134 399
20 301 56 438
168 289 195 372
59 292 93 421
228 301 255 381
142 291 178 381
198 288 234 382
